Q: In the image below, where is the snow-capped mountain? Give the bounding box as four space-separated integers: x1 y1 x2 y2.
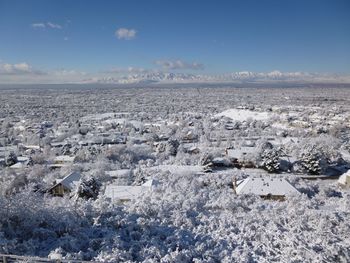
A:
82 71 350 84
83 72 211 84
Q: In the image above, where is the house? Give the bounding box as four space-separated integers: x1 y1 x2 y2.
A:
226 147 256 167
184 145 200 154
105 169 133 185
9 156 32 170
19 144 41 151
0 146 17 159
233 176 299 200
48 155 75 169
338 171 350 188
50 141 71 148
79 133 127 146
48 171 82 196
211 157 232 167
104 179 157 203
226 147 256 159
105 169 132 179
241 140 256 147
182 130 198 142
6 156 32 170
54 155 75 164
10 162 27 169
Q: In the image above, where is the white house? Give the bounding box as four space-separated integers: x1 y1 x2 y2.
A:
234 176 299 200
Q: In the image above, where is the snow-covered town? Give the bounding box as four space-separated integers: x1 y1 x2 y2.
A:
1 0 350 262
1 84 350 262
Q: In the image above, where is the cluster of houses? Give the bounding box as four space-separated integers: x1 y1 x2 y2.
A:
47 169 158 202
1 108 350 203
48 168 302 202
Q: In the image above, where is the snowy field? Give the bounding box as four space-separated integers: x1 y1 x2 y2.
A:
0 83 350 262
215 108 272 121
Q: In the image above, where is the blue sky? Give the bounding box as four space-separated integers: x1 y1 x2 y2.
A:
0 0 349 83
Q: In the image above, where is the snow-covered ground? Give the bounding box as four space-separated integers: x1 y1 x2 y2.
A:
215 108 272 121
1 84 350 262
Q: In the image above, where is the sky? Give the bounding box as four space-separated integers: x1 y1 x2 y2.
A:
0 0 349 83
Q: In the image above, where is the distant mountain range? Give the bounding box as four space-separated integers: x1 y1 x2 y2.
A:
82 71 350 84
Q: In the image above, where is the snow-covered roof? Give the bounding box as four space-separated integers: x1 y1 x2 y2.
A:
105 185 146 201
130 120 143 130
10 162 26 169
212 157 226 163
105 169 131 178
235 177 299 196
21 144 41 150
55 171 81 190
17 156 29 162
104 180 157 202
338 171 350 187
340 150 350 162
226 147 256 159
142 179 158 187
81 112 130 122
146 165 203 176
0 146 17 157
103 118 126 125
215 109 271 121
54 155 75 163
50 141 70 147
47 163 70 169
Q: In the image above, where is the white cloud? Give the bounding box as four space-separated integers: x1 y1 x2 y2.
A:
47 22 62 29
155 60 204 70
31 23 46 29
53 69 87 76
31 22 63 30
12 62 30 72
115 28 137 40
0 62 44 75
0 63 88 83
106 67 149 74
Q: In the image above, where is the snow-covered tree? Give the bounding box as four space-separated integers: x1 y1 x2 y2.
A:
166 138 180 156
76 177 101 199
5 151 17 166
259 148 281 173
